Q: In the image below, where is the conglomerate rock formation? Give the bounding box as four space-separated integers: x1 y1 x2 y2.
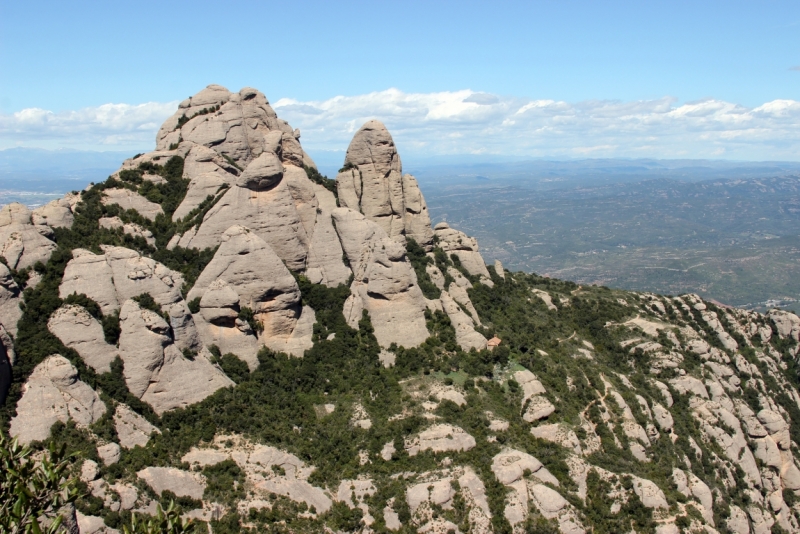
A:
3 85 800 533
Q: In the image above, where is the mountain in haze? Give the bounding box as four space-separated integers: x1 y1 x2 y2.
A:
2 84 800 534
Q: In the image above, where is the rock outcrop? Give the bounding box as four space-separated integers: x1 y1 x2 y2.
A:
137 467 206 500
10 355 106 444
304 184 351 287
187 225 312 358
440 291 487 350
59 247 184 312
0 203 57 269
99 217 156 247
182 434 332 514
405 424 476 456
114 404 160 449
17 86 799 533
151 86 317 271
118 299 232 414
336 120 434 249
176 171 309 270
334 208 429 348
32 194 78 228
101 189 164 221
0 263 22 336
433 222 493 285
48 305 117 373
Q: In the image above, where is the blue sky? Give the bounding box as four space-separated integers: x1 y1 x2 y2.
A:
2 0 800 160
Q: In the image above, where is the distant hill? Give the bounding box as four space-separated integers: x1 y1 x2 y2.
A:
419 163 800 312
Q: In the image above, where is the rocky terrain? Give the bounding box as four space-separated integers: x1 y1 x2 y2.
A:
3 85 800 533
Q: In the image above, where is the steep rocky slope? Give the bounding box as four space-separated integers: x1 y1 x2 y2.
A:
3 85 800 534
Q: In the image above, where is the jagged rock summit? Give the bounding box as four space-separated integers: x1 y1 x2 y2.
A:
337 120 435 249
11 85 800 533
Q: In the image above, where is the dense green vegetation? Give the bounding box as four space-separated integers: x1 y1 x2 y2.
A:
304 165 337 199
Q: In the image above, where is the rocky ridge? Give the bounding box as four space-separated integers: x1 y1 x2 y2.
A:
2 85 800 533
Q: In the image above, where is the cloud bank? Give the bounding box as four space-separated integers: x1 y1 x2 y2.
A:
274 90 800 160
3 89 800 160
0 101 178 151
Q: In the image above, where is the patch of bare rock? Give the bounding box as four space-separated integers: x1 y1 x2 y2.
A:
405 424 477 456
10 355 106 444
182 434 332 514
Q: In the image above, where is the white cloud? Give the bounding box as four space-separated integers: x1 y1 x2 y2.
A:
0 101 178 150
4 89 800 160
274 89 800 160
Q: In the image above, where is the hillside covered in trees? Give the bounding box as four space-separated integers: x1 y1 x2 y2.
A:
3 85 800 534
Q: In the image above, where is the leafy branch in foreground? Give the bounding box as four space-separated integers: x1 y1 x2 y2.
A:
0 433 79 534
0 433 194 534
123 501 194 534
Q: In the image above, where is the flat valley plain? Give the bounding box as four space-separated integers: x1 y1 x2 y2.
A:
5 150 800 313
415 159 800 313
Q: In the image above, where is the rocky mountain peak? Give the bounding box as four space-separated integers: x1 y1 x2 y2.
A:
337 120 434 249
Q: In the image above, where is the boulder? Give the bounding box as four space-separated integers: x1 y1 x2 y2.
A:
669 375 708 398
727 505 750 534
523 395 556 422
101 189 164 221
118 299 233 414
48 305 117 373
528 483 569 517
76 511 111 534
0 262 22 337
137 467 206 500
652 402 674 432
405 424 476 456
97 443 121 465
32 195 77 228
9 355 106 444
332 207 386 273
494 259 505 279
264 305 316 358
439 291 487 350
514 369 547 400
407 478 455 513
195 279 260 369
187 225 311 357
0 203 57 269
769 310 800 342
491 448 559 486
631 476 668 509
114 404 160 449
58 248 119 314
446 266 481 322
60 246 184 309
433 222 492 285
237 151 284 190
336 120 434 248
530 423 582 454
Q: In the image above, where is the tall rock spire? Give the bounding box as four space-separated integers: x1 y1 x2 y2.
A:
336 120 434 249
